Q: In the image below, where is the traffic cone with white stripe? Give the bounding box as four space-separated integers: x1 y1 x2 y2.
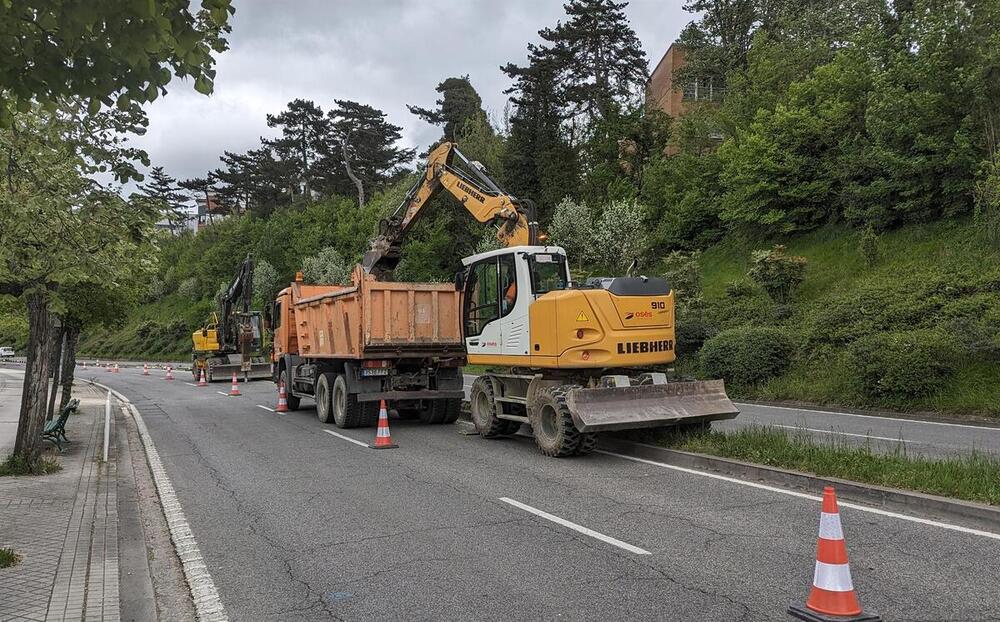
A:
228 372 241 396
197 368 208 387
369 400 398 449
143 363 149 375
165 366 174 381
276 382 289 412
113 363 120 373
789 487 880 621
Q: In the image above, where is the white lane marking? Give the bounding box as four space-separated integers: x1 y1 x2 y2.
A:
736 402 1000 432
184 382 197 387
770 423 912 444
256 405 275 412
596 450 1000 541
323 429 370 448
216 391 229 397
499 497 651 555
89 380 229 621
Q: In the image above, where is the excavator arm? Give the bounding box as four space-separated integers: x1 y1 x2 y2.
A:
362 142 539 276
217 253 254 352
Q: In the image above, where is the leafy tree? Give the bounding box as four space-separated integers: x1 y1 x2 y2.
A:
547 197 594 269
0 1 234 126
589 198 648 271
252 259 282 309
137 166 189 234
301 247 351 284
319 100 415 207
641 152 726 251
408 76 490 146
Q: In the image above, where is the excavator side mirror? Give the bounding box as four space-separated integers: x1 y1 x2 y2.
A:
454 270 465 291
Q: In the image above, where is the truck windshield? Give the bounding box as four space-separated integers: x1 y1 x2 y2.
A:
529 253 569 295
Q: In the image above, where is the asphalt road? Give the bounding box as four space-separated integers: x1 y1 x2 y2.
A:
462 374 1000 458
57 363 1000 621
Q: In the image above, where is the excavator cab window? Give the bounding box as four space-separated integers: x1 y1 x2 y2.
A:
464 258 500 337
529 253 569 295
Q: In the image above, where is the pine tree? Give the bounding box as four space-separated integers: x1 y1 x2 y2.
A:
137 167 189 234
264 99 330 200
178 176 217 226
318 100 415 207
408 76 490 146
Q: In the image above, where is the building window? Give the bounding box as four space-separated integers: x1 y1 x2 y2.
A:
682 77 725 102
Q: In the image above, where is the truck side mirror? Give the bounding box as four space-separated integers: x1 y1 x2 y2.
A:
454 270 465 291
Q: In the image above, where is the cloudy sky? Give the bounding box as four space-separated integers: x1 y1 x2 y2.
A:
136 0 691 183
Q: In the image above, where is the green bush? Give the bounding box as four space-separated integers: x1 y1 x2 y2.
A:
848 329 957 400
701 326 796 386
858 225 879 267
724 279 756 299
748 244 807 302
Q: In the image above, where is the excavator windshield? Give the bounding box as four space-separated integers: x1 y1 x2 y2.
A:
528 253 569 295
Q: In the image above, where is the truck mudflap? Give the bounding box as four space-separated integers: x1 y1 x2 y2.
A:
565 379 739 433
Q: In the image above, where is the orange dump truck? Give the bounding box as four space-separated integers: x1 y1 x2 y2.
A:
268 266 466 428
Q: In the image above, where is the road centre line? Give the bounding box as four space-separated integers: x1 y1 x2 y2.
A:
596 450 1000 541
216 391 229 397
323 429 370 448
256 405 275 412
769 423 912 444
735 401 1000 432
499 497 651 555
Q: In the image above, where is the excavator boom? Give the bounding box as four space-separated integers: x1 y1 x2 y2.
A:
362 142 538 276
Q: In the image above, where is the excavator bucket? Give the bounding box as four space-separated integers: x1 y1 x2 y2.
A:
565 379 739 433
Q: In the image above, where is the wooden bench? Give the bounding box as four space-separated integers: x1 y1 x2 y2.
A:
42 398 79 452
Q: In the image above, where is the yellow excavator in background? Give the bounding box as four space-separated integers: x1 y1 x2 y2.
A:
362 142 738 457
191 254 271 382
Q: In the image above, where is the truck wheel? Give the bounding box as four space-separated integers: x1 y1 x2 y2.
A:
315 373 335 423
470 377 519 437
280 369 301 411
420 398 462 425
529 385 584 458
332 374 371 428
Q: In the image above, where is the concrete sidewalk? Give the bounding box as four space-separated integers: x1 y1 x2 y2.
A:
0 375 120 622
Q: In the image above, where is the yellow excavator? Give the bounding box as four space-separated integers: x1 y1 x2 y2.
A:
362 142 738 457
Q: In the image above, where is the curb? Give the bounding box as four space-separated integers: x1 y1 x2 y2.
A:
89 380 228 622
599 436 1000 534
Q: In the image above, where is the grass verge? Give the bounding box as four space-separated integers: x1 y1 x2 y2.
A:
644 425 1000 506
0 454 62 477
0 547 21 568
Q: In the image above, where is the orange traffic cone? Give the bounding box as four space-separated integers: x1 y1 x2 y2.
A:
113 363 120 373
789 487 880 621
197 368 208 387
369 400 398 449
228 372 241 396
83 361 87 369
276 382 289 412
143 363 149 376
165 366 174 381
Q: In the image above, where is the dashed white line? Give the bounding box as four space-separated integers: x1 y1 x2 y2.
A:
323 429 370 448
183 382 197 387
499 497 651 555
736 402 1000 432
216 391 229 397
769 423 912 444
256 405 275 412
596 449 1000 541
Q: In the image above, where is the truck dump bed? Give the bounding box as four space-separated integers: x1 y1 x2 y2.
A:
289 266 464 360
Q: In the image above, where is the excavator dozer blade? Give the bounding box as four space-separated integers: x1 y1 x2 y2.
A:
565 379 739 433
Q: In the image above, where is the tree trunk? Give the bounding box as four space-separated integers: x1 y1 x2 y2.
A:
12 292 53 465
340 135 365 209
46 323 65 421
59 325 80 412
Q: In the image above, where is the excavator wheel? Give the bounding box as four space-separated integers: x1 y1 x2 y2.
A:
315 372 335 424
470 377 520 437
575 432 598 456
529 385 585 458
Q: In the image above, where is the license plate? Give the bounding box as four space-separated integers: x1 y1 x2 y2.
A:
361 368 389 377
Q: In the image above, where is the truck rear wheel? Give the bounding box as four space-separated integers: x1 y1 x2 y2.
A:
315 372 335 423
419 398 462 425
529 385 586 458
332 374 376 428
279 369 301 411
470 377 520 437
